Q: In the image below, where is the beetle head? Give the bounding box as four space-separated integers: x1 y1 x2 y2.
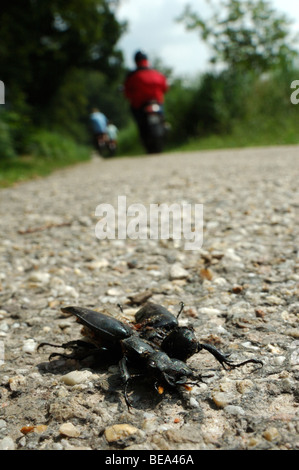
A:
147 351 195 387
161 326 199 362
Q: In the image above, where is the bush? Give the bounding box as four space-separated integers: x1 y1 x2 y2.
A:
0 119 16 159
28 129 91 162
164 78 198 144
117 120 143 155
0 129 92 187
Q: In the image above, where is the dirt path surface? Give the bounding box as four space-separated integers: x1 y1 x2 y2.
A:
0 146 298 450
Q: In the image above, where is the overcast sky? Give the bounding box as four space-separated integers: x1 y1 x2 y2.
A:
116 0 299 78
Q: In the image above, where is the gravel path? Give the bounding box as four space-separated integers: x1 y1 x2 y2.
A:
0 145 298 450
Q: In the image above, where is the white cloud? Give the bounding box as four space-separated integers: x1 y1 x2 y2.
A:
116 0 299 77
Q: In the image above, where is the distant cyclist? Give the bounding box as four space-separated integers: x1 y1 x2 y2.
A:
89 107 108 153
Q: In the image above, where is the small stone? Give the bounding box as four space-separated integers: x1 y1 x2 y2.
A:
274 355 286 365
34 424 48 434
224 248 242 262
52 443 64 450
189 397 200 408
0 419 7 431
0 322 9 333
87 259 109 270
267 344 282 354
255 309 266 319
169 263 189 280
219 380 235 393
104 424 140 443
285 328 299 339
0 436 15 450
20 425 35 435
59 422 81 438
232 285 243 294
60 370 93 386
28 271 50 284
142 416 157 432
18 437 27 448
57 319 74 331
263 427 280 442
265 295 283 305
198 307 221 315
107 287 124 296
290 349 299 365
224 405 245 416
50 277 79 298
8 375 26 391
213 277 227 286
200 268 213 280
22 338 37 353
127 290 152 305
212 392 233 408
236 379 254 395
20 423 47 435
248 437 259 447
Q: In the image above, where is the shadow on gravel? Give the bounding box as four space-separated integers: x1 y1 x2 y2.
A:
36 353 194 411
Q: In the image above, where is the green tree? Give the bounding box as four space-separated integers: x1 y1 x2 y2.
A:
0 0 126 113
178 0 297 73
47 68 130 141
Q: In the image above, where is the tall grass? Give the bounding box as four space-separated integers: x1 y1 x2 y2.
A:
116 120 144 156
0 130 91 187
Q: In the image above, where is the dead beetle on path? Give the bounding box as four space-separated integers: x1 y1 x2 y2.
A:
38 306 203 407
39 302 263 407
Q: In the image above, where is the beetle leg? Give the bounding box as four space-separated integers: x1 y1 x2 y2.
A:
199 343 263 369
117 303 124 313
48 351 74 360
38 340 99 360
119 356 133 408
176 301 185 319
38 341 63 351
38 339 91 350
183 371 214 386
38 339 97 352
119 357 149 408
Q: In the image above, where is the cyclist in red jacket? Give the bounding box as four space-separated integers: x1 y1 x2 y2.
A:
124 51 169 145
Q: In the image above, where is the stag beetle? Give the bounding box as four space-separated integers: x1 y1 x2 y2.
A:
38 306 201 407
134 302 263 369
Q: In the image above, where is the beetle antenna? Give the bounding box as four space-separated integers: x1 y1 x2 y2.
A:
177 301 184 319
117 303 124 313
